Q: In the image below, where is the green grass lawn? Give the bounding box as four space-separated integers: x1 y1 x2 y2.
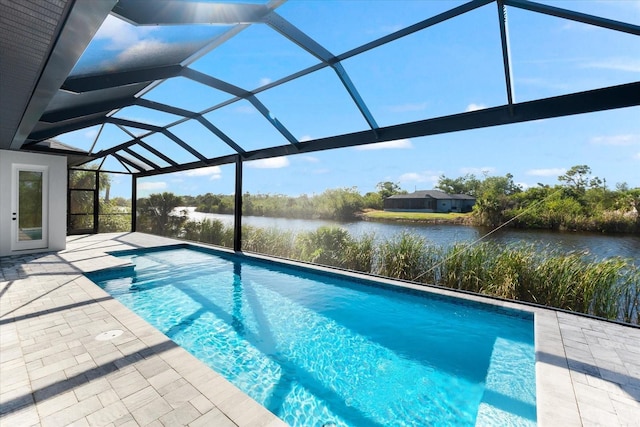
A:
361 210 472 221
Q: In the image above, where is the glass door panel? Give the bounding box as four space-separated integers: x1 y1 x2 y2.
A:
18 171 44 241
11 165 48 251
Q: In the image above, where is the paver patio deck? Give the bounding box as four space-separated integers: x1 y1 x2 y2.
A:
1 232 639 426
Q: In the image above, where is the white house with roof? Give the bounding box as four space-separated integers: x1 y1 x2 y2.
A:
383 190 476 213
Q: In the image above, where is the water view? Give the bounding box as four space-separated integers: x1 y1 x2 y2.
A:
181 208 640 264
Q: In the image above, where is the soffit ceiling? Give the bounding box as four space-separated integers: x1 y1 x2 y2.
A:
2 0 639 176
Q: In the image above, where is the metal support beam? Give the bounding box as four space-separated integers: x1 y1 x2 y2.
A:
40 96 137 123
497 0 515 113
161 130 208 162
332 63 379 131
135 98 198 118
263 12 335 62
134 81 640 178
132 176 137 232
246 96 299 145
264 12 378 131
182 68 300 145
27 116 107 143
107 117 164 133
136 140 180 167
195 117 245 154
338 0 494 61
134 98 245 154
233 155 243 252
123 147 161 170
94 171 100 234
113 152 147 173
180 68 250 97
62 65 183 93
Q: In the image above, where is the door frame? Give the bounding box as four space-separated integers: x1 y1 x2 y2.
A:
11 164 49 251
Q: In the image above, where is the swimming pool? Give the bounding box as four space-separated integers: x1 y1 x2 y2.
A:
88 245 536 426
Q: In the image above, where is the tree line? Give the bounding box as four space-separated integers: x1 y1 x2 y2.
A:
449 165 640 233
155 165 638 233
182 183 399 221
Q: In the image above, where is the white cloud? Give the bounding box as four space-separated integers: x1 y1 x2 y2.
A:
561 21 597 32
635 152 640 160
583 58 640 73
181 166 222 180
387 103 428 113
139 181 167 191
300 156 319 163
246 157 289 169
94 15 157 50
526 168 566 177
465 103 486 112
259 77 272 86
299 135 313 142
115 40 171 66
459 167 496 175
234 105 256 114
398 170 441 185
516 77 570 91
590 134 640 146
354 139 413 151
515 182 531 190
84 128 99 139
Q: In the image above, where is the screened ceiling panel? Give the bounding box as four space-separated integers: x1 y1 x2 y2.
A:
256 67 372 141
90 124 135 154
100 155 133 173
126 145 173 169
140 133 202 165
44 84 145 116
168 120 238 159
190 23 320 90
4 0 638 174
204 99 293 152
69 15 232 77
118 125 150 138
278 0 468 55
508 6 640 102
115 152 150 172
141 76 233 112
341 3 506 127
111 105 183 127
53 125 104 152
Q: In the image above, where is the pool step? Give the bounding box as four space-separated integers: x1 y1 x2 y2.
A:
475 337 536 426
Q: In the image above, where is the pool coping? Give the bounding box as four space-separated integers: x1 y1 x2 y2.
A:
3 232 639 426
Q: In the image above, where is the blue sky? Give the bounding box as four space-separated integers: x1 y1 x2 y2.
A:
58 0 640 198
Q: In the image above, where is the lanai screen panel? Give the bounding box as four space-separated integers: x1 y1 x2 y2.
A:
20 0 639 175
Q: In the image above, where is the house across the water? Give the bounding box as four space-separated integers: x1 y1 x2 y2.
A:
383 190 476 213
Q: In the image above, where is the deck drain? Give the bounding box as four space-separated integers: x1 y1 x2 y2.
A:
95 329 123 341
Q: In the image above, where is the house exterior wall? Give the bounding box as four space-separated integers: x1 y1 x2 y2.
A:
383 197 436 212
437 200 452 212
0 149 67 257
383 194 475 213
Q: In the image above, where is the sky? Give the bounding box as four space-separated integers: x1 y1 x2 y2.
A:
57 0 640 199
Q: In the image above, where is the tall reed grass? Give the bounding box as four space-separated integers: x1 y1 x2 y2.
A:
180 219 640 324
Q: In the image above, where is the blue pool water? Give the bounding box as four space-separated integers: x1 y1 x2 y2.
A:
88 245 536 426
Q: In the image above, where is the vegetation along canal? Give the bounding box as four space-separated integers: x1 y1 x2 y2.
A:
184 209 640 264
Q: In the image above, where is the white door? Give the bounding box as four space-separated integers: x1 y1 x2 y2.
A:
11 164 49 251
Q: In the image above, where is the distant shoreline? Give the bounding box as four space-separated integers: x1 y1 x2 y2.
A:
357 210 474 226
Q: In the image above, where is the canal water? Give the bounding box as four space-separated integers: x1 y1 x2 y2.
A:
180 208 640 264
